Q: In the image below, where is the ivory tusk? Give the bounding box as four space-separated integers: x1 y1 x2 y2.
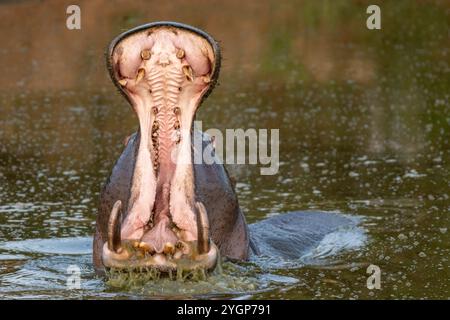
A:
107 200 122 253
196 201 210 254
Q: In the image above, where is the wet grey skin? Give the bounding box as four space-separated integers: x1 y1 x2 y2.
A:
93 21 357 274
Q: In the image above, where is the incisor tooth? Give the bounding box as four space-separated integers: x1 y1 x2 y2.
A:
138 242 153 253
163 242 175 255
118 79 127 86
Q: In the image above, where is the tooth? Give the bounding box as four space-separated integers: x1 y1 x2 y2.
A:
138 242 154 253
118 79 128 86
176 48 185 59
163 242 175 255
136 68 145 83
195 202 210 254
176 241 191 255
175 241 183 249
182 65 194 82
202 75 211 84
107 200 122 253
175 131 181 143
141 49 151 60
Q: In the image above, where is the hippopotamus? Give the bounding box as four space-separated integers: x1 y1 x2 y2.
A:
93 21 360 274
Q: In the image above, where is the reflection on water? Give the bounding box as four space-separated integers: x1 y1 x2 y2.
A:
0 1 449 299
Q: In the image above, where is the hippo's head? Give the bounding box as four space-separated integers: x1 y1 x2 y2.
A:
101 22 221 273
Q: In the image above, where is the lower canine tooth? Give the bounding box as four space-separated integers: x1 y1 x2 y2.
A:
107 200 122 253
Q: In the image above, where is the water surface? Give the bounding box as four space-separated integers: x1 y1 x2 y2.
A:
0 0 448 299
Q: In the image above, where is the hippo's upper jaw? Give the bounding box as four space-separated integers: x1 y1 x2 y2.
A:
102 22 221 272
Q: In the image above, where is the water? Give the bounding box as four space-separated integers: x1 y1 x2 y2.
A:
0 1 448 299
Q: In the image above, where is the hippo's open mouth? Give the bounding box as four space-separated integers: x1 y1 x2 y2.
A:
101 22 220 272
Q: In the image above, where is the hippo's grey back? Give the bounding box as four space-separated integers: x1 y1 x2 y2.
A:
249 211 364 268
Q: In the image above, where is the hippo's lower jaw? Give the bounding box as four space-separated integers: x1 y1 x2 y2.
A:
102 199 218 272
102 240 219 273
98 22 221 273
